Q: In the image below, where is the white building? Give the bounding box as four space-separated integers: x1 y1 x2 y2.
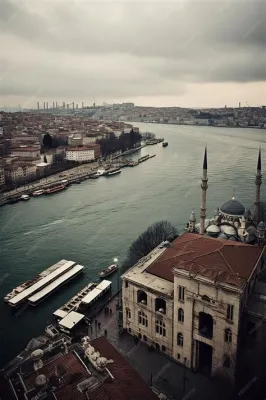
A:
121 233 264 381
65 145 101 162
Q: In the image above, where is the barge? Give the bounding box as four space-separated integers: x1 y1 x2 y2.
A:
45 184 66 194
78 280 112 312
7 260 76 307
138 155 149 163
4 259 69 303
28 264 84 306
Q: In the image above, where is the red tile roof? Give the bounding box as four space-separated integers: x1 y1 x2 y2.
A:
23 352 89 396
89 337 158 400
146 233 264 288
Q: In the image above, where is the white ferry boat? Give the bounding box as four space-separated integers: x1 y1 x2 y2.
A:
20 194 30 201
32 190 44 197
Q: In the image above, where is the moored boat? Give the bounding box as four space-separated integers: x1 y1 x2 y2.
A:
138 155 149 163
45 184 65 194
128 160 139 167
106 168 121 176
162 142 168 147
99 264 118 278
20 194 30 201
95 168 106 177
32 189 44 197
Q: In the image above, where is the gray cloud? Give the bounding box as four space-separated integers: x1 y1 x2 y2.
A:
0 0 265 105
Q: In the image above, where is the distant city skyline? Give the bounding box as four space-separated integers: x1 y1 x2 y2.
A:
0 0 265 108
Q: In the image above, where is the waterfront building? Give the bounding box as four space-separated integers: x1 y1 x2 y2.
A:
121 148 266 382
0 168 5 187
4 163 37 184
65 144 101 162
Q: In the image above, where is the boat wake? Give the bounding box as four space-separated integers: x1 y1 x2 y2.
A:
23 219 65 235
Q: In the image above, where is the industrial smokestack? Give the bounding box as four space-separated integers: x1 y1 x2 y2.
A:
37 102 39 110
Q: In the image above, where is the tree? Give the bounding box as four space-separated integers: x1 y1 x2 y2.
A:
121 220 178 273
43 133 52 148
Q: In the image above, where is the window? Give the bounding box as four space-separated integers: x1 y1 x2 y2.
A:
177 353 181 360
202 295 210 302
162 345 166 352
178 286 185 301
155 298 166 313
126 308 131 319
223 355 231 368
227 304 234 321
225 328 232 343
155 320 166 336
125 280 129 288
177 333 183 347
137 290 147 305
178 308 184 323
138 311 148 327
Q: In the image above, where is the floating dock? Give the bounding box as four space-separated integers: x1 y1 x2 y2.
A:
79 280 112 310
28 264 84 306
53 282 97 319
8 260 76 307
4 259 70 303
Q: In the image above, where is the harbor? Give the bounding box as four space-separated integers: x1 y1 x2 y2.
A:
1 152 157 205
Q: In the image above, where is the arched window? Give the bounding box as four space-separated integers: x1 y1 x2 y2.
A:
177 332 183 347
138 310 148 327
126 308 131 319
137 290 147 304
225 328 232 343
223 354 231 368
155 298 166 313
155 320 166 336
202 295 210 302
178 308 184 323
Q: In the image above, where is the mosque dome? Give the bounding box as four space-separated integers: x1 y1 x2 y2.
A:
206 225 221 236
218 233 228 240
220 198 245 216
223 225 237 236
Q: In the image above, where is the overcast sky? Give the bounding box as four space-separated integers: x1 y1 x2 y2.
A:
0 0 265 108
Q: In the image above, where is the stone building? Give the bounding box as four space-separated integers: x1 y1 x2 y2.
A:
121 148 265 382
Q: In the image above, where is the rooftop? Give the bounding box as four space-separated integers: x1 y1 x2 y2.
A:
145 233 264 289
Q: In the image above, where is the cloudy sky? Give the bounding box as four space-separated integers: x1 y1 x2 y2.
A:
0 0 265 108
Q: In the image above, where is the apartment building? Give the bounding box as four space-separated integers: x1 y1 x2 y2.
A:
121 233 264 381
10 147 40 160
65 144 101 162
4 163 37 184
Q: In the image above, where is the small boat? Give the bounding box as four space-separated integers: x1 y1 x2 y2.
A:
106 168 121 176
32 190 44 197
128 161 139 167
162 142 168 147
95 168 106 177
20 194 30 201
99 264 118 278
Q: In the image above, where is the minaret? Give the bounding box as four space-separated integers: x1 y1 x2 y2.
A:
200 147 208 235
188 209 196 232
254 148 262 223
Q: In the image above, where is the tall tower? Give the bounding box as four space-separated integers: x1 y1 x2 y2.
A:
200 147 208 235
254 148 262 222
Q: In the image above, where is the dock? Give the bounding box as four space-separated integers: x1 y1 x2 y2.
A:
7 260 76 307
53 282 97 318
28 264 84 306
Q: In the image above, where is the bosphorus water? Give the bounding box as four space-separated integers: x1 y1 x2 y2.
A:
0 123 265 367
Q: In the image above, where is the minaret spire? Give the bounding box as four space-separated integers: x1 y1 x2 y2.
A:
200 147 208 235
254 147 262 222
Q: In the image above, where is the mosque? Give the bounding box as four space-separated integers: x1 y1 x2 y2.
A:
187 147 265 245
